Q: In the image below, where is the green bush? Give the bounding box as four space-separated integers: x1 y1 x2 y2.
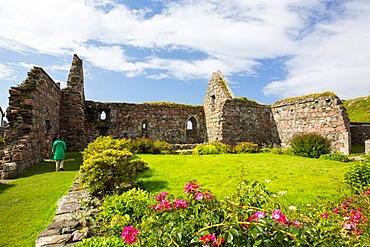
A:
82 136 131 159
290 133 331 158
344 161 370 192
233 142 259 153
0 136 4 144
97 188 155 236
193 142 231 155
80 148 148 196
319 152 349 162
129 138 172 154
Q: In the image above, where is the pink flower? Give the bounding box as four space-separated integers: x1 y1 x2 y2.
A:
174 199 187 209
205 193 213 199
271 209 288 224
153 199 172 211
155 191 168 201
292 221 301 227
320 213 328 218
341 201 349 209
343 223 354 230
122 225 139 244
196 192 204 200
184 181 200 194
333 208 339 214
353 229 362 235
254 211 267 219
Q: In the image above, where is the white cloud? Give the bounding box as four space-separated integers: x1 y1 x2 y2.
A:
0 64 14 80
1 0 370 100
263 0 370 100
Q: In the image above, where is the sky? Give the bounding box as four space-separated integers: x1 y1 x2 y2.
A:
1 0 370 117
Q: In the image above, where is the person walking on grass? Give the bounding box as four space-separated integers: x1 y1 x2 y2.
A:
52 133 66 171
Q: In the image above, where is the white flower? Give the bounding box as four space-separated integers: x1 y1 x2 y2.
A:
288 205 297 211
278 191 286 196
265 179 271 183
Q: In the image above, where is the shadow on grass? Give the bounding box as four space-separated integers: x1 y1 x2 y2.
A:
138 180 169 193
137 168 168 192
0 182 15 194
16 152 82 179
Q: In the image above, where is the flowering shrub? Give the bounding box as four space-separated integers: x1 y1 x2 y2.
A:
78 181 370 246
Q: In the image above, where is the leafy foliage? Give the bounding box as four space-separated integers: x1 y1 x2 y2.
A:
80 138 149 196
129 138 172 154
233 142 259 153
193 142 231 155
78 181 370 246
319 152 350 162
97 188 155 236
344 161 370 192
290 133 331 158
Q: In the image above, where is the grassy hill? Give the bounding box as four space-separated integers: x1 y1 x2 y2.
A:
343 95 370 122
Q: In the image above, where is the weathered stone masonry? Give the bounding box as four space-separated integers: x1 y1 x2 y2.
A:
1 54 366 179
84 101 206 145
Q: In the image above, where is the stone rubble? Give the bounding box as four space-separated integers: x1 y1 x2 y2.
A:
35 175 97 247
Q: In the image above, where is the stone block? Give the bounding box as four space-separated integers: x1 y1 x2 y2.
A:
3 162 18 172
365 139 370 154
1 171 18 179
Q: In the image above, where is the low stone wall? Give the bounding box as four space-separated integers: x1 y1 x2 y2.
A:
350 123 370 145
36 175 96 247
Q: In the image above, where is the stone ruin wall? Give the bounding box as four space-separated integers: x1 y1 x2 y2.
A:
84 101 207 145
60 55 87 151
1 67 61 177
221 99 280 146
203 71 234 143
350 123 370 145
272 93 351 154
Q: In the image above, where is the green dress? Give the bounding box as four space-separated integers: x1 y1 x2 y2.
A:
52 139 66 160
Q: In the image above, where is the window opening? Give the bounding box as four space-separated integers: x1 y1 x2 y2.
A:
100 111 106 120
187 120 193 130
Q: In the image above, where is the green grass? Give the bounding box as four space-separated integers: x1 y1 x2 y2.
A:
0 152 350 246
343 95 370 122
138 153 348 206
0 152 81 247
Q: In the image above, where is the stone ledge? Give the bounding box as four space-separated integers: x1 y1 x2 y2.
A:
35 175 94 247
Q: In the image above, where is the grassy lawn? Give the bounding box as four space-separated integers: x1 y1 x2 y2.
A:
0 152 349 246
138 153 348 206
0 152 81 247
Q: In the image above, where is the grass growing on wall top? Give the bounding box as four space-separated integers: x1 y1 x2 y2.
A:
343 95 370 122
141 102 200 107
274 91 337 105
0 152 81 247
137 153 347 206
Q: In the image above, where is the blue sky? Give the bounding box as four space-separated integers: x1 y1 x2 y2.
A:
1 0 370 116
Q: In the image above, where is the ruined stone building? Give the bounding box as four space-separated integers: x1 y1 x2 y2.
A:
0 54 369 179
